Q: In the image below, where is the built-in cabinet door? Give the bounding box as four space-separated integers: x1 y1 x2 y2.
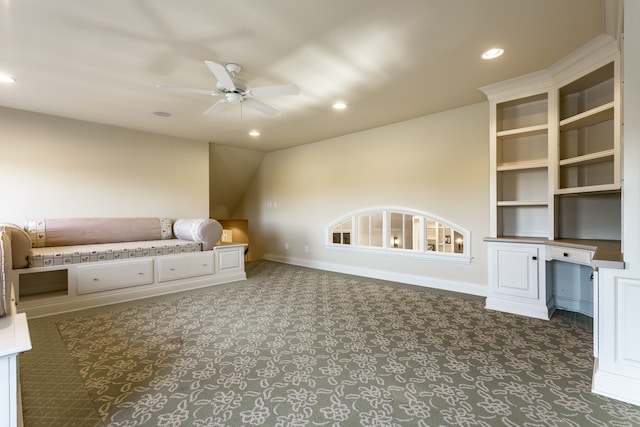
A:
490 244 539 299
215 245 245 274
486 242 551 320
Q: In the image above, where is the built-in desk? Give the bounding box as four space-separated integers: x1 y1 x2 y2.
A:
547 239 623 269
485 237 624 269
484 237 624 321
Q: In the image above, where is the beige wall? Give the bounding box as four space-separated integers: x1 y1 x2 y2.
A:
234 102 490 291
0 107 209 225
209 144 265 220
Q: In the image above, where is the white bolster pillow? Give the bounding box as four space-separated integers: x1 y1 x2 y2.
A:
173 218 223 251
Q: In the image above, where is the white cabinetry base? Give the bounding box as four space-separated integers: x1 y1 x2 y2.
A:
0 286 32 427
592 359 640 407
485 295 554 320
15 244 246 318
486 242 553 320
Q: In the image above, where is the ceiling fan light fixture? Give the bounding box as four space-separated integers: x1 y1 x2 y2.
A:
482 48 504 60
226 93 243 104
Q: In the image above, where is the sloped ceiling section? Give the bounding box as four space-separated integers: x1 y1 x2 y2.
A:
209 144 265 219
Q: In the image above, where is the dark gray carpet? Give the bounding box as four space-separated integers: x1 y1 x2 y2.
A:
22 260 640 426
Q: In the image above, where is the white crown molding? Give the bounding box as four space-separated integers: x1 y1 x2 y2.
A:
548 33 619 87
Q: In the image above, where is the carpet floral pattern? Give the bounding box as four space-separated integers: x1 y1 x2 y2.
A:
57 261 640 426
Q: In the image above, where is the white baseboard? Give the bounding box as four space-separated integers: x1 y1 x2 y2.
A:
263 253 487 297
485 296 554 320
592 359 640 407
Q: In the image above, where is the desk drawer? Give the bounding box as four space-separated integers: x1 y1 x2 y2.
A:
547 246 592 265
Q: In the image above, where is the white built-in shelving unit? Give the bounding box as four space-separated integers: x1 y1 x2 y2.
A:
494 92 551 238
481 34 622 322
483 35 621 242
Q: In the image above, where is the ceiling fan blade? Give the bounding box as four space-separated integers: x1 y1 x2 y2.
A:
249 84 300 98
203 99 229 115
243 98 281 116
156 85 219 96
205 61 236 90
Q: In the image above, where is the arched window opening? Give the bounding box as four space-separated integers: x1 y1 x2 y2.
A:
327 207 470 262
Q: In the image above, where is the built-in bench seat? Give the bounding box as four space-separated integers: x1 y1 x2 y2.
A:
0 218 247 318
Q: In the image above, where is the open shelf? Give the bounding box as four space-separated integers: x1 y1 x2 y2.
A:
559 149 614 166
19 289 68 303
559 154 616 191
498 167 548 203
497 93 548 132
559 62 614 120
497 200 548 207
498 205 548 238
497 124 548 138
559 102 614 130
497 128 547 167
497 161 548 171
555 192 621 240
18 269 68 302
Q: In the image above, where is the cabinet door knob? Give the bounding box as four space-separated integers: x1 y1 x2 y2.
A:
93 278 99 281
170 268 176 271
532 256 537 261
563 252 569 257
138 272 144 275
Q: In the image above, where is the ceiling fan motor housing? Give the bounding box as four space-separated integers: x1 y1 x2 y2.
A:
225 63 242 75
216 78 247 95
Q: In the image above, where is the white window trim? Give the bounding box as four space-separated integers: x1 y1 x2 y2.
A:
326 206 471 263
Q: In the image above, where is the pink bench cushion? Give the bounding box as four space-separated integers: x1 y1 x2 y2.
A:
26 218 172 248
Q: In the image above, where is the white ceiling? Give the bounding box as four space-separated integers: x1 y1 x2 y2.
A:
0 0 613 152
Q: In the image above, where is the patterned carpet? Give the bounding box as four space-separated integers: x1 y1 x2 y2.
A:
21 260 640 426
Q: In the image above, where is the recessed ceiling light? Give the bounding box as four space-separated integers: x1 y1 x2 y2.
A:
332 102 347 110
482 48 504 60
249 130 260 137
0 74 16 83
152 111 171 117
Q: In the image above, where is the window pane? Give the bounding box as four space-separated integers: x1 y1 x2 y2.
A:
370 213 383 247
357 215 369 246
330 220 353 245
390 213 403 248
454 231 464 253
412 216 421 249
403 215 414 250
426 220 437 251
341 220 352 245
331 225 341 244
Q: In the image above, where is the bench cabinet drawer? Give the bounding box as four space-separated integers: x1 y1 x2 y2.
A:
77 259 154 295
157 252 215 282
547 246 592 265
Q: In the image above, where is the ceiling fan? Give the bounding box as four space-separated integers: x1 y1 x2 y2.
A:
157 61 299 116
